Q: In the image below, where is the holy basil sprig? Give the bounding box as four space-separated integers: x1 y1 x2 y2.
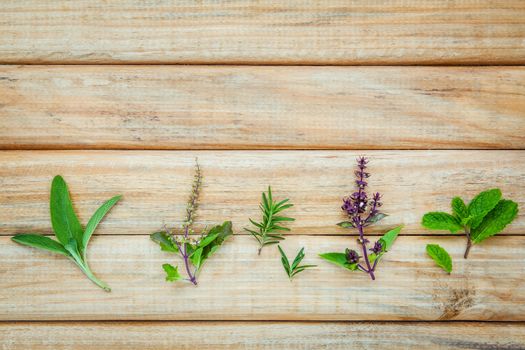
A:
245 186 295 255
422 188 518 260
150 160 233 285
11 175 121 292
278 245 316 280
319 157 403 280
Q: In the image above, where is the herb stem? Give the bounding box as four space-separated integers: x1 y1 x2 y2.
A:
74 259 111 292
358 222 375 280
464 228 472 259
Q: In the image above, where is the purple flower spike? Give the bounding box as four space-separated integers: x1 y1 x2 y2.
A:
370 241 383 254
345 248 360 264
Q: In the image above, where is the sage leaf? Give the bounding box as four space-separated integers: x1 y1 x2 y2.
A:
162 263 182 282
83 195 121 249
50 175 84 247
468 188 501 229
426 244 452 274
451 197 468 220
11 234 70 257
471 199 519 243
421 212 462 233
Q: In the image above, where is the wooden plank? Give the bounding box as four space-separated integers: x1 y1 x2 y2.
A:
1 235 524 321
1 322 524 350
0 151 523 236
1 66 524 150
1 1 524 64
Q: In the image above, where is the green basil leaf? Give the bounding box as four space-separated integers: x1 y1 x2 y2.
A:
468 188 502 229
190 247 203 268
365 213 388 225
421 212 462 233
150 231 179 253
471 199 519 243
11 233 70 257
426 244 452 274
451 197 468 220
319 252 357 271
83 195 121 249
337 221 355 228
197 221 233 268
162 263 182 282
379 225 402 252
50 175 84 247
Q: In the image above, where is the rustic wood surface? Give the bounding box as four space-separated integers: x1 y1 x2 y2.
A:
0 150 523 236
1 235 524 321
1 66 524 150
1 1 525 65
1 322 524 350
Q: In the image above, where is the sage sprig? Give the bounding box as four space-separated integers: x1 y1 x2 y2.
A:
278 245 316 280
11 175 121 292
150 160 233 285
245 186 295 255
422 188 518 259
319 157 403 280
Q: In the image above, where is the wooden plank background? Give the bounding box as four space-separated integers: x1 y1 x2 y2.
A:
1 0 524 349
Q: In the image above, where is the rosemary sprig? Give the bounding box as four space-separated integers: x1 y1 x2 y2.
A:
245 186 295 255
278 245 316 280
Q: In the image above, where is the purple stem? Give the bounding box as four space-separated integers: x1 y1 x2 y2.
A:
357 222 375 280
173 232 198 285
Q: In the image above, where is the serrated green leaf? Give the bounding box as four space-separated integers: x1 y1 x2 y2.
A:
378 225 402 252
319 252 357 271
451 197 468 220
468 188 502 229
150 231 179 253
11 234 70 256
337 221 355 228
162 263 182 282
50 175 84 247
83 195 121 249
426 244 452 274
421 212 462 233
471 199 518 243
195 221 233 269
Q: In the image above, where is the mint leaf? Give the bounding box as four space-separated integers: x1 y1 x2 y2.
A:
421 212 462 233
50 175 84 248
162 263 182 282
319 252 357 271
471 199 518 243
83 195 121 249
11 234 70 256
451 197 468 220
150 231 179 253
426 244 452 274
379 225 402 252
468 188 502 229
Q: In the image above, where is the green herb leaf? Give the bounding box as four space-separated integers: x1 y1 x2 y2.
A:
50 175 84 248
471 199 518 243
83 195 121 249
451 197 468 220
194 221 233 269
11 233 70 256
319 252 357 271
426 244 452 274
379 225 402 252
337 221 354 228
278 245 291 277
365 213 388 225
279 246 316 280
162 263 182 282
421 212 462 233
190 247 203 268
150 231 179 253
468 188 502 229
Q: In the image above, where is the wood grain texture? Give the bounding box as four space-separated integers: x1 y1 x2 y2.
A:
1 235 524 321
1 66 525 150
1 1 525 64
1 322 524 350
0 150 523 236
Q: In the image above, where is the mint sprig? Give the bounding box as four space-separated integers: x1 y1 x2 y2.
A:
11 175 120 292
422 188 518 260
